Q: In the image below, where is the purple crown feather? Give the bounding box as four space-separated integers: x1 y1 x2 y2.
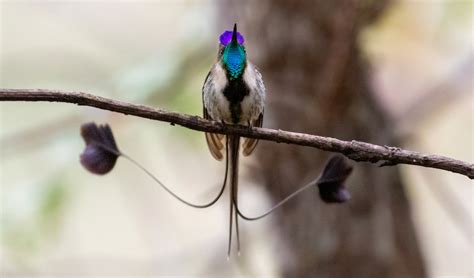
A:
219 30 244 45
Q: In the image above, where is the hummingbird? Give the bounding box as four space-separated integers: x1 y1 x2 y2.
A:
202 24 265 256
78 25 352 260
78 24 353 261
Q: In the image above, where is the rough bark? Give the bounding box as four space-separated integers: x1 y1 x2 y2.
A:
219 0 427 277
3 90 472 178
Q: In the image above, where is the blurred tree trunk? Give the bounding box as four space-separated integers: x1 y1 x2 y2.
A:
219 1 426 277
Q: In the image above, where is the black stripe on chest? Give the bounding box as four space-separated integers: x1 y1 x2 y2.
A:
223 77 250 124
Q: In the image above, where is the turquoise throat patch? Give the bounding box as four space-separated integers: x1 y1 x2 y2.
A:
223 45 246 80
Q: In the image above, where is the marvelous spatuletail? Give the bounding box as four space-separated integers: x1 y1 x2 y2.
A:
202 24 265 256
79 25 353 259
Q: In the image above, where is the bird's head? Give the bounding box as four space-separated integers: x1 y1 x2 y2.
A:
219 24 246 80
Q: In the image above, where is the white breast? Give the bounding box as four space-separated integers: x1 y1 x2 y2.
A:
240 63 266 124
203 63 232 122
203 62 265 124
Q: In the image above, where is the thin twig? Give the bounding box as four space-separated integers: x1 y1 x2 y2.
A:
0 88 473 179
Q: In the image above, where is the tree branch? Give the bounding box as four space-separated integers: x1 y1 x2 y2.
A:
1 88 473 179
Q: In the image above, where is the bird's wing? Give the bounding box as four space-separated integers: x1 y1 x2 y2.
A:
243 66 265 156
203 107 225 160
202 69 225 161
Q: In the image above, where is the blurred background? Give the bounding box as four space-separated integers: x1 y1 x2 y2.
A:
0 0 472 277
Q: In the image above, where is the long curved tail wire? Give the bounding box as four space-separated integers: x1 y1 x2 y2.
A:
96 139 327 253
232 176 319 221
96 142 228 209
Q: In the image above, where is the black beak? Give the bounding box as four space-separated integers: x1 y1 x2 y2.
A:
231 23 238 45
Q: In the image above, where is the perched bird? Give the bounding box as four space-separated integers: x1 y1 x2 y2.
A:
79 24 352 259
202 24 265 256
